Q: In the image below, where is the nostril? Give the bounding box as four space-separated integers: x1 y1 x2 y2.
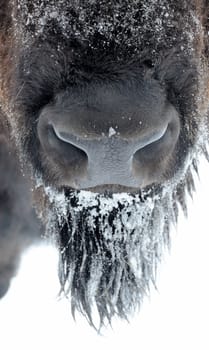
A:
39 123 88 167
133 120 180 162
52 126 85 150
136 125 168 151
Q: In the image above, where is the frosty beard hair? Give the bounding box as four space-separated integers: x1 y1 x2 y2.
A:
40 156 199 330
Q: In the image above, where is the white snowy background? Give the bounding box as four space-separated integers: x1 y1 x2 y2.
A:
0 156 208 350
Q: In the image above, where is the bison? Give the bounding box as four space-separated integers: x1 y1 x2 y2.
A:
0 0 208 328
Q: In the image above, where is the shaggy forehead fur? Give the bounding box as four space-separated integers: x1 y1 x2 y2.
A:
16 0 199 57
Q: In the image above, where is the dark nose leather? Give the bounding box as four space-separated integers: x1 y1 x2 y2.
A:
52 122 168 187
38 83 180 189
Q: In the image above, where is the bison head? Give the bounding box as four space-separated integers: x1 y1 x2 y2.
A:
0 0 208 328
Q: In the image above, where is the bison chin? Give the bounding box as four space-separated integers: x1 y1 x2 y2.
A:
35 149 199 330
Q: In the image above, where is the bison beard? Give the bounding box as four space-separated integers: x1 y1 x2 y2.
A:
40 152 200 328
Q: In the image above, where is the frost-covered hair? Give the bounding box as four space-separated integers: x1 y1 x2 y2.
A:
37 132 206 329
16 0 199 56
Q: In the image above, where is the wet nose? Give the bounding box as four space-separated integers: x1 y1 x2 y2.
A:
37 84 180 189
51 123 169 185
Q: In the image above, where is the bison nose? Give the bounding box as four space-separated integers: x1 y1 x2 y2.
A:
51 123 169 187
37 87 180 190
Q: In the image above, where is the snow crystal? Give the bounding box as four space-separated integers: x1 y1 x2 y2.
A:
108 127 117 138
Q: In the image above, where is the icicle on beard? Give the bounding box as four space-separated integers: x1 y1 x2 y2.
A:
42 180 180 329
